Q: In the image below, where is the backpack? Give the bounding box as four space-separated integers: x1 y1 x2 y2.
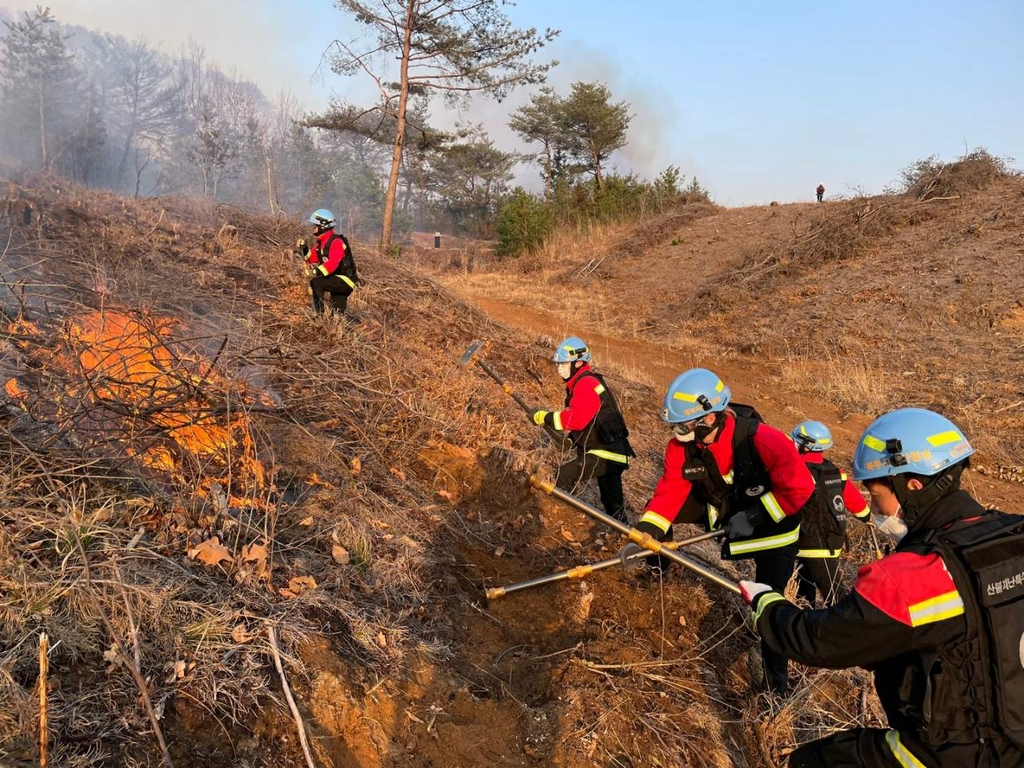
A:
729 403 767 498
339 234 361 284
933 513 1024 750
321 233 361 284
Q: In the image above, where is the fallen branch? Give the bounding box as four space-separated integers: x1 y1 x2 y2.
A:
267 625 317 768
994 399 1024 414
39 632 49 768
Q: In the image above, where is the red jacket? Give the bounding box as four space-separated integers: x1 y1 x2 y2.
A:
547 364 601 432
640 414 815 535
800 452 868 518
306 230 348 277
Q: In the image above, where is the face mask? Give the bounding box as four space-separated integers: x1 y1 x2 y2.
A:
557 363 573 380
872 511 908 543
672 421 701 443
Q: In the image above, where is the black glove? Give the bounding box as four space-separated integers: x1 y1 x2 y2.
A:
724 507 765 540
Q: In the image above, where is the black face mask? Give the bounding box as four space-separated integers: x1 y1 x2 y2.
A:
891 463 965 529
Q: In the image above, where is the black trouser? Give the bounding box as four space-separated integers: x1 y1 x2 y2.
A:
795 556 845 607
754 550 795 695
555 453 628 523
788 727 1010 767
310 275 353 314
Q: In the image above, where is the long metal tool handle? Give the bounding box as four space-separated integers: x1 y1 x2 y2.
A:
475 358 569 448
530 476 741 596
486 528 724 600
475 358 532 412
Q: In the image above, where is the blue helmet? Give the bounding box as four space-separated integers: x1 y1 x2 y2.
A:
552 336 592 364
852 408 974 482
662 368 731 423
309 209 335 228
792 420 833 453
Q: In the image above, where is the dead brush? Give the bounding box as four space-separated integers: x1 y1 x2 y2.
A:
901 149 1017 201
0 179 489 760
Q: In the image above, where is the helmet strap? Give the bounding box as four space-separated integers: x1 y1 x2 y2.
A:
892 462 965 524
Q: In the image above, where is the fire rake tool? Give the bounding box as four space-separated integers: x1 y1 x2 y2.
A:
459 340 568 447
529 475 741 596
485 528 725 600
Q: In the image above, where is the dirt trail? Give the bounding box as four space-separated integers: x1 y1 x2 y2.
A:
465 293 871 444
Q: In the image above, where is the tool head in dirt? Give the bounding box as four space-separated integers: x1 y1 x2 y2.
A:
459 339 485 366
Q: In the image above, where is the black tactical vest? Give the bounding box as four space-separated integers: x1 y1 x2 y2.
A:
564 372 635 457
799 459 849 552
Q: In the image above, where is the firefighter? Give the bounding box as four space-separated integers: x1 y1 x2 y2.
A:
623 368 815 695
297 209 360 316
816 183 825 202
529 336 635 523
741 408 1024 767
790 420 869 606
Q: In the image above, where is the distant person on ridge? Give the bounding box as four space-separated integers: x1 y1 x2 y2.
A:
529 337 635 523
295 209 360 316
816 183 825 202
790 420 870 606
621 368 815 696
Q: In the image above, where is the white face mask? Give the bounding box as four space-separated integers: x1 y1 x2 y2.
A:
557 363 573 380
872 511 908 543
673 429 697 443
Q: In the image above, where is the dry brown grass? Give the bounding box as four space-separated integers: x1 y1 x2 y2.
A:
775 353 892 419
0 175 552 764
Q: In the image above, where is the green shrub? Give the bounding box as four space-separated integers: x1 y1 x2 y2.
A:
495 187 555 258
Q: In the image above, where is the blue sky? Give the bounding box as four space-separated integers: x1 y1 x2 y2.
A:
7 0 1023 205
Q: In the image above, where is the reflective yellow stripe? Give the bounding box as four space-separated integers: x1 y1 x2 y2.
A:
639 511 672 534
316 265 330 276
853 509 870 520
840 472 848 480
885 731 927 768
797 548 841 559
673 391 698 403
707 504 719 529
863 434 886 452
552 411 564 431
728 526 800 556
340 275 355 289
593 383 606 395
926 430 961 447
752 592 785 626
760 491 786 523
586 449 629 464
908 590 964 627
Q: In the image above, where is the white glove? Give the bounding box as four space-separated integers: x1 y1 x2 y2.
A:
739 580 773 606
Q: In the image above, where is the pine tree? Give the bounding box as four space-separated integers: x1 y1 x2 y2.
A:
0 7 81 169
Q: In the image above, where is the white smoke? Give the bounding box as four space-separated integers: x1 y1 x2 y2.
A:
1 0 326 101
